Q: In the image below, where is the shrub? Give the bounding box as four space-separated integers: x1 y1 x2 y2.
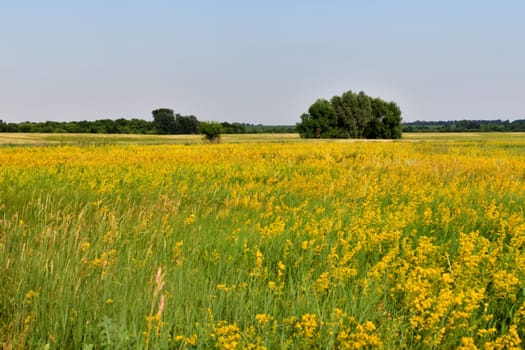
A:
199 121 223 143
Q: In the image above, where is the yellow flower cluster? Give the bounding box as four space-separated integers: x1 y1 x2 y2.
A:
212 321 242 350
295 313 318 339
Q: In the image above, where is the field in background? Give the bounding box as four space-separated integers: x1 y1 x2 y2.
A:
1 132 525 145
0 133 304 145
1 134 525 348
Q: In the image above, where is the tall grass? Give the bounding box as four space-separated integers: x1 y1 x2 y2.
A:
1 140 525 349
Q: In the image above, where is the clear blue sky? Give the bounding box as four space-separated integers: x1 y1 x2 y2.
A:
1 0 524 124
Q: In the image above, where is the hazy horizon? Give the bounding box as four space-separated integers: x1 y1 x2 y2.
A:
2 1 524 124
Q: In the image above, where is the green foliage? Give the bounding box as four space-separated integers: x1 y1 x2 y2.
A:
297 99 338 138
0 118 157 134
220 123 297 134
298 90 403 139
1 112 300 136
152 109 201 135
174 115 200 134
199 121 223 142
403 119 525 133
152 108 176 134
96 316 136 349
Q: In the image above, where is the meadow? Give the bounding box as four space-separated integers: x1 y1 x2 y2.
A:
1 133 525 349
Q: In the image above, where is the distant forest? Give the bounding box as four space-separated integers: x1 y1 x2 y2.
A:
0 116 296 134
403 119 525 132
2 116 525 134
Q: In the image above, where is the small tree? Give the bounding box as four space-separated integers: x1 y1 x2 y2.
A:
199 121 222 143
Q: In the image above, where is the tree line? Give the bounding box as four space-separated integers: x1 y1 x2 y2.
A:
403 119 525 132
4 109 523 136
0 109 296 134
297 90 402 139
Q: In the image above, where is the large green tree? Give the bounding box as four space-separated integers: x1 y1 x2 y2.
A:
332 91 357 138
298 90 402 139
297 99 338 138
354 91 374 138
152 108 176 134
383 102 402 139
174 114 200 134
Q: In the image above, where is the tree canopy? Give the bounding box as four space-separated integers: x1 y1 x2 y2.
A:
0 116 297 135
151 109 200 134
199 121 223 143
297 90 402 139
152 108 176 134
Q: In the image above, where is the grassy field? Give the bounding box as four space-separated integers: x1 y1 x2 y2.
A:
1 133 525 349
2 131 525 145
0 133 305 146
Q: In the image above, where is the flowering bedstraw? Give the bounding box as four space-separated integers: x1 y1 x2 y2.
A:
1 139 525 348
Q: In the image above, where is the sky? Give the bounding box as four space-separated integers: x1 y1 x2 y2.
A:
1 1 524 124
